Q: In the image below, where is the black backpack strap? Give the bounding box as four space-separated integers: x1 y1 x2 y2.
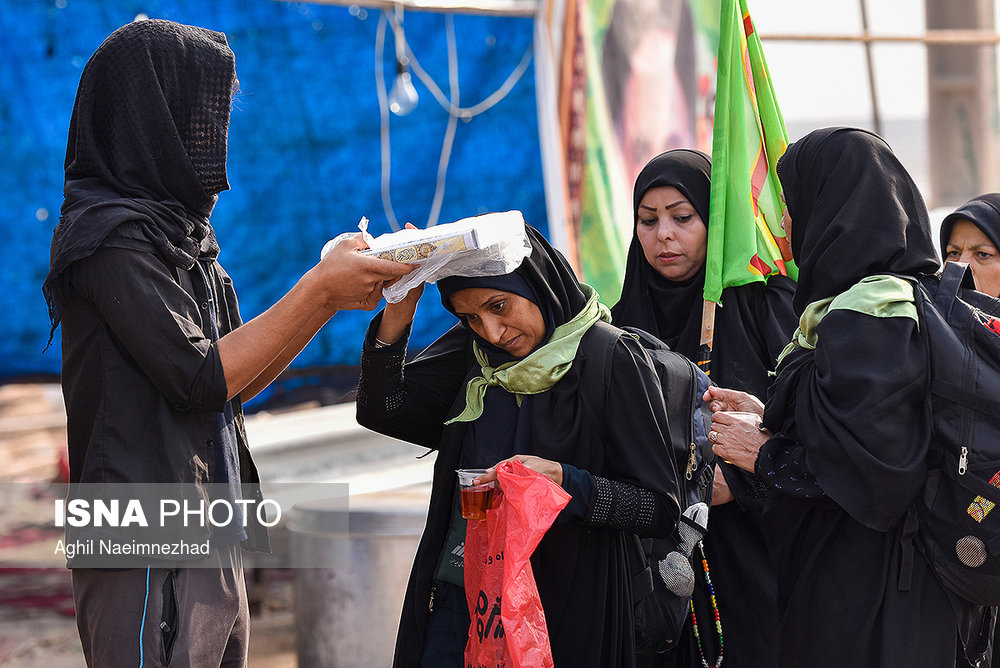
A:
630 534 655 599
898 506 920 591
932 380 1000 417
935 262 976 316
582 323 658 601
596 321 620 410
922 265 1000 416
925 263 989 450
580 321 625 429
696 456 715 494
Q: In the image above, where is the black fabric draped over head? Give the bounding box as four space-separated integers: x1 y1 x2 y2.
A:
438 224 586 351
436 224 589 468
359 223 680 666
940 193 1000 257
776 127 940 314
610 149 711 355
612 150 795 668
761 127 969 668
43 19 236 340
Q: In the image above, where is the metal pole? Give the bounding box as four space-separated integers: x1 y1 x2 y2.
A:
925 0 999 207
758 30 1000 44
858 0 883 136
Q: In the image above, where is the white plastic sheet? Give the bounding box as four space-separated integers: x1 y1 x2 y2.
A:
321 211 531 303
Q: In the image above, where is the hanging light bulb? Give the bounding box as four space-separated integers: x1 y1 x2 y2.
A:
388 7 418 116
389 56 419 116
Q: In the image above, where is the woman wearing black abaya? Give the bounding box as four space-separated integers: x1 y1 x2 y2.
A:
941 195 1000 668
941 194 1000 298
357 224 681 668
709 127 986 666
611 149 795 668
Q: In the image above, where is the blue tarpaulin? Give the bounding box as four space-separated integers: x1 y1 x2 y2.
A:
0 0 546 402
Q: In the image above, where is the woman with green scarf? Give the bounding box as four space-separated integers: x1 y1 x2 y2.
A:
357 224 682 667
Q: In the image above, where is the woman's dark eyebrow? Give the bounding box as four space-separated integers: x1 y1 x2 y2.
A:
453 293 506 317
479 293 506 309
948 242 996 252
639 200 687 213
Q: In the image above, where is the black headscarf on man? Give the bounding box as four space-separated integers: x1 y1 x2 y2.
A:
610 149 711 356
43 19 236 340
939 193 1000 259
776 127 940 314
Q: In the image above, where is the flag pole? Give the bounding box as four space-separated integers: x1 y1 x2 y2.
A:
703 0 794 386
698 299 716 377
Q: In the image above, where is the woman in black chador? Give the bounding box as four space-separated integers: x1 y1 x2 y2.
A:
940 193 1000 298
611 149 795 668
709 127 988 667
357 224 681 667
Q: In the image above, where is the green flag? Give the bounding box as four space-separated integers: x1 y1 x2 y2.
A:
705 0 797 304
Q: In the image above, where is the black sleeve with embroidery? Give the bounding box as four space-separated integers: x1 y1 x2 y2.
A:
559 459 674 538
583 475 674 537
755 433 825 498
356 311 472 450
720 463 773 513
357 323 408 417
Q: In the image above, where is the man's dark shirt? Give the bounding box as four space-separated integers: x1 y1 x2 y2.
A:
59 243 267 551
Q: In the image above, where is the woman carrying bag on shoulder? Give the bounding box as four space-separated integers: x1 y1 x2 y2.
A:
357 223 682 667
709 127 989 667
612 149 796 668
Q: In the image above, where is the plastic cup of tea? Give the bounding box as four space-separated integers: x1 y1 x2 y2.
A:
456 469 495 521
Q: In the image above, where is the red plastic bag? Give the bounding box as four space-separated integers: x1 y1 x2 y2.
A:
463 459 571 668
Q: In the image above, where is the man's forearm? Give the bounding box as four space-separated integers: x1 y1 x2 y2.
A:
217 271 335 401
237 306 333 402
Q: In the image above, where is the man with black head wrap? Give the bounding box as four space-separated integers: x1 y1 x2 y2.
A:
43 19 411 666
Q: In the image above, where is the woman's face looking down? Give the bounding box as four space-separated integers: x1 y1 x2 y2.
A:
945 219 1000 298
636 185 708 282
449 288 547 358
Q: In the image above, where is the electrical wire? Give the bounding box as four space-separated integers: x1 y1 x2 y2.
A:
374 12 401 230
427 15 460 227
406 32 533 120
375 10 533 229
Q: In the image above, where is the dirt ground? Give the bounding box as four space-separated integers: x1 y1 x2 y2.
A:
0 383 298 667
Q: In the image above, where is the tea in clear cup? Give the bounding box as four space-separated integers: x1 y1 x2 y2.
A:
456 469 495 521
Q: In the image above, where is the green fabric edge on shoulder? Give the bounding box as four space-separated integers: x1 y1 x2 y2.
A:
776 275 917 367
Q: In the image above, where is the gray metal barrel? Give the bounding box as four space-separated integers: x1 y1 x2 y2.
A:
290 492 428 667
